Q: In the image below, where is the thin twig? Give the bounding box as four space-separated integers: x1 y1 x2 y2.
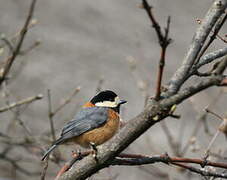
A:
0 19 38 49
0 94 43 113
56 151 227 179
181 90 222 155
194 13 227 65
0 151 40 176
41 157 49 180
205 108 223 121
193 47 227 71
171 162 227 179
216 33 227 43
45 87 80 162
155 16 171 100
19 40 41 55
0 36 14 54
15 109 33 136
0 0 37 85
47 89 56 142
203 108 224 157
160 121 181 156
204 130 220 157
167 0 227 95
142 0 172 100
52 87 81 116
196 18 227 43
55 151 92 179
111 153 227 169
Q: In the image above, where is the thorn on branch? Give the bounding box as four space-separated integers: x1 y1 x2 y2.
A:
163 152 171 164
205 108 223 121
201 154 209 168
19 40 41 55
0 35 15 54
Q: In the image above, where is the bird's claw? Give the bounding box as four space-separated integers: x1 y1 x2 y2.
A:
89 142 98 162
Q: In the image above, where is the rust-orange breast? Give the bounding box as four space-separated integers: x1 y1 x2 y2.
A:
71 108 120 148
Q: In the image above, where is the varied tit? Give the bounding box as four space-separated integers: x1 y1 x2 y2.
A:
41 90 127 161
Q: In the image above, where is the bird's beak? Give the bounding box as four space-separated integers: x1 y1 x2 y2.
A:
119 100 127 105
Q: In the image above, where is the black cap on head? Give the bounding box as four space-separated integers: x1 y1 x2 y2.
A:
90 90 117 104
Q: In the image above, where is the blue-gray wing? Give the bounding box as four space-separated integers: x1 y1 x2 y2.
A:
55 107 108 144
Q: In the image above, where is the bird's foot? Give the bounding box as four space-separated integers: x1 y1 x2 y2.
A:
89 142 98 162
72 149 81 159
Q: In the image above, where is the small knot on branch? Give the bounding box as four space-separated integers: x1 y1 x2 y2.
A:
201 154 209 168
163 152 171 164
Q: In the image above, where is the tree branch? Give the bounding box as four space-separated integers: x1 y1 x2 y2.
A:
142 0 172 100
0 94 43 113
194 47 227 70
171 162 227 179
0 0 37 86
167 0 227 95
194 13 227 65
111 154 227 169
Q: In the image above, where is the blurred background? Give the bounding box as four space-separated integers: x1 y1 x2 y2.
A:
0 0 226 179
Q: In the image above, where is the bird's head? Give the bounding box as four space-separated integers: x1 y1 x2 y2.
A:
90 90 127 111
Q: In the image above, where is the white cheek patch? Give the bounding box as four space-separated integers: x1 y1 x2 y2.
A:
95 96 120 108
95 101 118 107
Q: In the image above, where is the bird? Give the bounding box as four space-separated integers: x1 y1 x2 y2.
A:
41 90 127 161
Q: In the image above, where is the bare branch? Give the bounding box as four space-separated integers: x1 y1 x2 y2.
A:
155 16 171 100
0 36 14 54
171 162 227 179
0 94 43 113
111 154 227 169
181 90 222 155
203 109 225 157
19 40 41 55
141 0 163 43
194 47 227 70
0 151 39 176
0 0 37 85
160 121 181 156
47 89 56 142
58 151 227 179
41 158 49 180
194 13 227 65
52 87 80 115
141 0 172 100
205 108 223 121
168 0 227 95
47 87 80 142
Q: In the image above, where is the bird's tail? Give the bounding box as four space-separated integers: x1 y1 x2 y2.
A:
41 144 57 161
